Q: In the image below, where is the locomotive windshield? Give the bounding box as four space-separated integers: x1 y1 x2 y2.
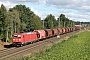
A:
14 35 21 38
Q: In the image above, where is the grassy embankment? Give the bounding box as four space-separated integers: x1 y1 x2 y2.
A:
19 31 90 60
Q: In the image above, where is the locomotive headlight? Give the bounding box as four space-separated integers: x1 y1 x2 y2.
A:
13 39 15 40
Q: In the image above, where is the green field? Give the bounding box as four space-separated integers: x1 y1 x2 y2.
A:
21 31 90 60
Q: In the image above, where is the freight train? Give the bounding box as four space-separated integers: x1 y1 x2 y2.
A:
12 25 82 47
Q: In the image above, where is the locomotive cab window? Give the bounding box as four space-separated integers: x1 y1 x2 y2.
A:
14 35 17 38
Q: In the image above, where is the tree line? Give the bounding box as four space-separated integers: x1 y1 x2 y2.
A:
0 4 74 42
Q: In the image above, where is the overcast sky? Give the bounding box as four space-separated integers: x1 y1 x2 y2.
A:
0 0 90 22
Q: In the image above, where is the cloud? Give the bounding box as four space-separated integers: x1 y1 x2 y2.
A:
30 7 42 17
0 0 46 4
0 0 90 22
46 0 90 11
63 12 90 22
0 1 16 9
45 0 90 22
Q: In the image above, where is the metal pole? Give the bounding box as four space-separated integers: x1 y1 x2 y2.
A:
57 16 60 38
52 21 53 28
73 19 75 32
89 22 90 27
80 21 81 30
15 21 16 33
64 22 65 28
12 14 15 35
71 22 72 27
12 15 14 36
43 19 44 28
59 17 60 28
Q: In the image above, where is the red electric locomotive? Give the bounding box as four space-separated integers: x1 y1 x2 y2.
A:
12 32 37 46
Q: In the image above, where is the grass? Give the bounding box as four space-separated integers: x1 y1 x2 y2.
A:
19 31 90 60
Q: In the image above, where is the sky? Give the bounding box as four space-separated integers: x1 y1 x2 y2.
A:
0 0 90 22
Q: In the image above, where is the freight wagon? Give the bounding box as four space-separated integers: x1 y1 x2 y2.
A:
52 28 58 36
75 25 82 30
65 28 68 33
62 28 66 34
58 28 63 35
44 29 53 37
34 30 46 40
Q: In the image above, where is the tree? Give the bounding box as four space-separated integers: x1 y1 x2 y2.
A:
0 4 7 41
30 15 44 30
0 5 21 42
0 8 2 36
44 14 58 29
1 9 20 42
10 4 43 32
57 14 74 28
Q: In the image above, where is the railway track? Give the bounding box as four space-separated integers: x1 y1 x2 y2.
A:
0 47 16 56
0 30 80 60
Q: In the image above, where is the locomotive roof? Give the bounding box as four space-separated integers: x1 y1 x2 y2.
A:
14 32 35 35
25 32 35 34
